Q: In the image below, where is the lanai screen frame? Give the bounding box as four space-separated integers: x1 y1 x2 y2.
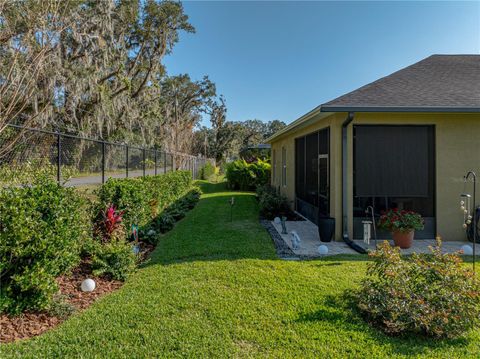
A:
294 127 330 224
352 124 436 239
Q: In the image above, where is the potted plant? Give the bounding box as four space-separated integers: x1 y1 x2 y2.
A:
377 208 424 249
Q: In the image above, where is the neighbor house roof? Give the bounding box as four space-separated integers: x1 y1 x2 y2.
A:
267 54 480 143
321 54 480 112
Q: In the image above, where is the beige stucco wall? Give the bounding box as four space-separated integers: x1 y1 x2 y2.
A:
271 111 480 241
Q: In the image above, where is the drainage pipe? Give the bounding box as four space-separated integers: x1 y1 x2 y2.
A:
341 112 367 254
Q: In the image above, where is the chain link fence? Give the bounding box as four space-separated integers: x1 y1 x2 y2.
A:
0 124 211 187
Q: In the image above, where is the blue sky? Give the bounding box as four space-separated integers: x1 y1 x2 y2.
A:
164 1 480 127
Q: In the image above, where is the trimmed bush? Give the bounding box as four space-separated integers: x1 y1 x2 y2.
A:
92 240 137 281
256 184 292 220
0 176 90 314
355 240 480 339
96 171 192 230
199 162 216 180
153 213 176 234
225 159 270 190
147 187 202 241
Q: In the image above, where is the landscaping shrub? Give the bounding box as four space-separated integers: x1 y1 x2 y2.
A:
225 159 270 190
96 171 192 230
142 187 202 244
153 213 176 234
355 240 480 339
199 162 216 180
0 176 90 314
256 184 292 220
92 240 137 281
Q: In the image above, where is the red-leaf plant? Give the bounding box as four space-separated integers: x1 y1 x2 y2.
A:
100 205 125 242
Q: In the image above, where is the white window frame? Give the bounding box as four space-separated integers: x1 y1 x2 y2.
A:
282 146 287 187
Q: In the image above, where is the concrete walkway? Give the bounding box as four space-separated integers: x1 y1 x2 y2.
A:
271 219 479 257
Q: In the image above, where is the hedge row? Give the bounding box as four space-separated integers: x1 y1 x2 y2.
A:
225 159 270 190
0 171 195 314
96 171 192 230
0 177 90 314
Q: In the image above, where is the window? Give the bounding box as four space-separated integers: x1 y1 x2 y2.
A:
282 146 287 187
272 149 276 183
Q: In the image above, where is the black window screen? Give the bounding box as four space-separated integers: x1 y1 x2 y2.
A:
272 149 276 183
305 132 319 206
319 128 329 154
295 137 305 199
354 126 433 197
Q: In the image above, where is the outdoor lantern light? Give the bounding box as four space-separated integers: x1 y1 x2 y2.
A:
318 245 329 255
461 244 474 256
81 278 96 292
274 217 281 224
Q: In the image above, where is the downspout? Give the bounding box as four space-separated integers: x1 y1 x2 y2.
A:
342 112 367 254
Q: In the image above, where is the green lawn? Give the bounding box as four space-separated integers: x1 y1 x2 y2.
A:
2 181 480 358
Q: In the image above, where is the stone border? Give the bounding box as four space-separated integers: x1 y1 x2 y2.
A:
260 220 316 260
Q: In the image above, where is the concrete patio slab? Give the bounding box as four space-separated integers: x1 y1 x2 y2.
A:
271 219 480 257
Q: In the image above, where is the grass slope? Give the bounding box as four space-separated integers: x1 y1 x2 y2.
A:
2 182 480 358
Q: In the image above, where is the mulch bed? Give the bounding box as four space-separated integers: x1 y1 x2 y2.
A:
0 242 154 344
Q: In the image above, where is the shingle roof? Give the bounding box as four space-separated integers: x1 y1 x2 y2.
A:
321 55 480 112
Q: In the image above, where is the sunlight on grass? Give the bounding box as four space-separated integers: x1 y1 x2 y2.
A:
2 181 480 358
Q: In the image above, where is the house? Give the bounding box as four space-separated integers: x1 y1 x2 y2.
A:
267 55 480 243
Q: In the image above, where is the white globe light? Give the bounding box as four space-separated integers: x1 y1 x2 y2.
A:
274 217 281 224
461 245 473 255
81 278 96 292
318 245 329 255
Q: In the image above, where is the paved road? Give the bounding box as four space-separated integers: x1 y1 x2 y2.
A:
65 167 172 187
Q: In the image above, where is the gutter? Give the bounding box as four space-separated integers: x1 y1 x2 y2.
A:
341 112 367 254
322 105 480 113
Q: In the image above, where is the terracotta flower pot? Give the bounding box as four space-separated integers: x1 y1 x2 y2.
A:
392 230 414 249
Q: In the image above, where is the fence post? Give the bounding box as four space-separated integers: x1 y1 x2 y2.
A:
101 141 106 184
57 132 61 184
154 149 157 176
143 148 146 177
125 146 129 178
